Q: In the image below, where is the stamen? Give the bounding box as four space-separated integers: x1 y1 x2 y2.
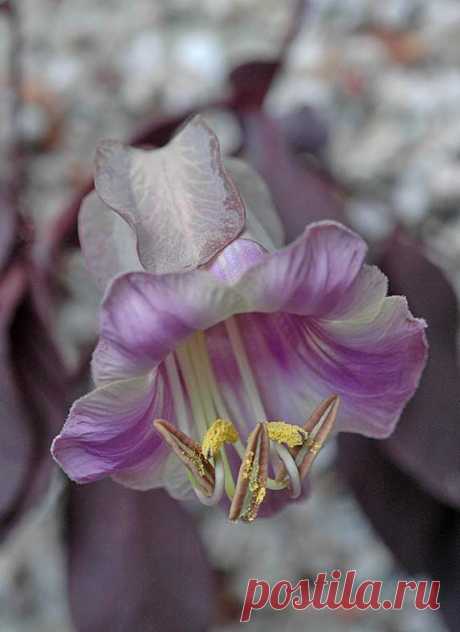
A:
175 344 209 437
305 438 322 455
193 331 248 431
182 335 237 499
185 341 216 428
229 422 269 523
273 443 301 499
266 421 308 448
164 354 189 434
194 458 225 506
160 330 340 521
275 395 340 487
153 419 214 497
224 317 267 422
303 394 339 434
202 419 239 459
298 395 339 479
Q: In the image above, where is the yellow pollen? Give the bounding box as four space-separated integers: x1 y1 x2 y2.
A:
255 486 266 505
242 484 267 522
249 477 259 493
202 419 239 458
180 449 206 476
266 421 308 448
306 438 323 455
242 450 254 479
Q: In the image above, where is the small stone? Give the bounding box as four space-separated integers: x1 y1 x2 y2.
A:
429 162 460 207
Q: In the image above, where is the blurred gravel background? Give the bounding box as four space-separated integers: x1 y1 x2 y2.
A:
1 1 458 630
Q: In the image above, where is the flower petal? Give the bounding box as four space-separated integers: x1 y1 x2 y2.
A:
92 270 244 383
224 157 285 250
206 266 426 439
238 221 367 316
205 238 267 283
51 370 170 487
78 191 143 290
92 222 373 384
311 298 427 437
91 221 425 441
94 115 245 274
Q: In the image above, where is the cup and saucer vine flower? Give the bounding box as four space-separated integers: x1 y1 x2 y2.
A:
51 116 428 522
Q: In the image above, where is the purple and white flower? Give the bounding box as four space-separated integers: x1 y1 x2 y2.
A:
51 117 427 521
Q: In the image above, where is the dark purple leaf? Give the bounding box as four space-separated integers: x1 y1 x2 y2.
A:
379 232 460 508
132 108 237 150
229 61 280 111
338 433 442 574
228 3 309 112
279 105 329 156
12 293 68 497
338 433 459 632
242 111 344 241
0 1 12 14
0 193 17 270
67 481 215 632
0 265 32 533
11 285 69 438
131 113 191 148
0 269 70 539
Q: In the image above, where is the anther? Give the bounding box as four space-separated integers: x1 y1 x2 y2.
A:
297 395 339 479
155 395 340 520
275 395 340 488
154 419 215 497
229 422 269 522
194 458 225 506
